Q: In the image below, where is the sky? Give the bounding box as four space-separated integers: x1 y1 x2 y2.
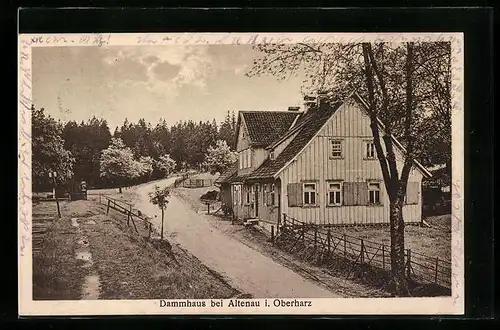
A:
32 45 305 131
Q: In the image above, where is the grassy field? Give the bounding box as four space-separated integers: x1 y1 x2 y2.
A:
331 214 452 262
32 199 239 300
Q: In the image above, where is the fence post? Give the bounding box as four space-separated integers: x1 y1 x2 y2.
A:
406 249 412 280
314 226 318 251
106 199 110 215
327 229 331 253
271 225 275 245
360 239 365 278
382 245 385 270
435 257 439 284
127 211 130 226
343 233 347 257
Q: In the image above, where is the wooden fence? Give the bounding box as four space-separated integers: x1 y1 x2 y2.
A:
278 214 451 291
97 194 158 240
181 178 214 188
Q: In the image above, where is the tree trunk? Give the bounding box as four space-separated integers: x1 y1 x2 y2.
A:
160 207 164 241
389 196 410 296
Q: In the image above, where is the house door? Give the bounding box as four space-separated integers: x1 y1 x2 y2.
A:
254 185 259 218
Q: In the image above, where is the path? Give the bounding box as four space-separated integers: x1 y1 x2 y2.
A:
136 178 336 298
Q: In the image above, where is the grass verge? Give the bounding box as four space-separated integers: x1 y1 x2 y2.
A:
32 202 85 300
67 200 239 299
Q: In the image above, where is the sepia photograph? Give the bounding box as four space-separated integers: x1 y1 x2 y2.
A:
18 32 464 315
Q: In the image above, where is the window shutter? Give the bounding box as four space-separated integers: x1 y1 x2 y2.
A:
357 182 369 205
406 182 420 205
343 182 369 205
343 182 356 206
287 183 303 207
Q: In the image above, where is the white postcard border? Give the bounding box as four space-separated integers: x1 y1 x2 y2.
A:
18 32 464 316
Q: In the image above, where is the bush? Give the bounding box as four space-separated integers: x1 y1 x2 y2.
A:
200 190 219 201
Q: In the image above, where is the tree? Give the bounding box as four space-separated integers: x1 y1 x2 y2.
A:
203 140 237 175
63 116 111 188
218 111 237 150
148 185 170 240
248 41 452 296
32 106 74 191
156 154 177 178
99 138 143 193
138 156 154 181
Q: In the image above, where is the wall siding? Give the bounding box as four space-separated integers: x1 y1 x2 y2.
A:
280 101 423 225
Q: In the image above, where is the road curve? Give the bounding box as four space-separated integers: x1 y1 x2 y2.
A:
135 177 337 298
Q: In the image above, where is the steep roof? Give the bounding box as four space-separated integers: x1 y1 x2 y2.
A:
239 111 301 147
246 102 343 180
214 161 238 185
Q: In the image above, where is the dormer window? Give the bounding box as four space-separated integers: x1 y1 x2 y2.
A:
269 151 275 160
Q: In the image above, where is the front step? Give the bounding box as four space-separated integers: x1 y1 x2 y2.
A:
244 218 259 226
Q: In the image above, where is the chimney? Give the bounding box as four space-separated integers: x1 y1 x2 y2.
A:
303 95 316 113
287 106 300 112
317 90 329 110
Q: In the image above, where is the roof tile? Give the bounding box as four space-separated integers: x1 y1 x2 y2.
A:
242 111 301 147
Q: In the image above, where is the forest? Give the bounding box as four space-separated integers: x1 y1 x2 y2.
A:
32 106 238 191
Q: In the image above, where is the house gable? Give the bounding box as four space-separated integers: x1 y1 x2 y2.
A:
275 94 431 180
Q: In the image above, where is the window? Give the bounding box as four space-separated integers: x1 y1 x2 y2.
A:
270 184 275 206
246 189 250 204
303 183 317 205
247 149 252 168
269 151 275 160
240 149 253 169
368 182 381 205
365 141 375 159
328 182 342 206
330 140 342 158
233 185 242 206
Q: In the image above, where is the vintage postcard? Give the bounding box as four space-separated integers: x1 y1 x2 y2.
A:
18 32 464 316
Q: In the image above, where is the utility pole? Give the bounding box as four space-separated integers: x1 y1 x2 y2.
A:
49 171 61 218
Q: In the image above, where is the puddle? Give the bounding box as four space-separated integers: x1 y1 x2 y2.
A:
75 250 93 268
71 218 79 228
81 274 101 300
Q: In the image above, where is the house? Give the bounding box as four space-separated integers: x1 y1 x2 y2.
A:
216 92 432 226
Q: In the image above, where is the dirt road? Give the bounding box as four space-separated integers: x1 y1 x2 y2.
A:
136 178 336 298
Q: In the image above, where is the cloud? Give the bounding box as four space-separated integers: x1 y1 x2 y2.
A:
152 61 181 81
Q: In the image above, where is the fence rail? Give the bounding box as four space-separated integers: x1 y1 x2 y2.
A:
181 178 214 188
96 194 158 240
278 214 451 290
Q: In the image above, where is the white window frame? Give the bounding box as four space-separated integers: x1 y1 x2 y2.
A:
330 139 343 159
269 151 275 160
327 181 342 206
303 183 317 205
365 140 376 159
247 149 252 168
368 182 382 205
270 183 275 206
